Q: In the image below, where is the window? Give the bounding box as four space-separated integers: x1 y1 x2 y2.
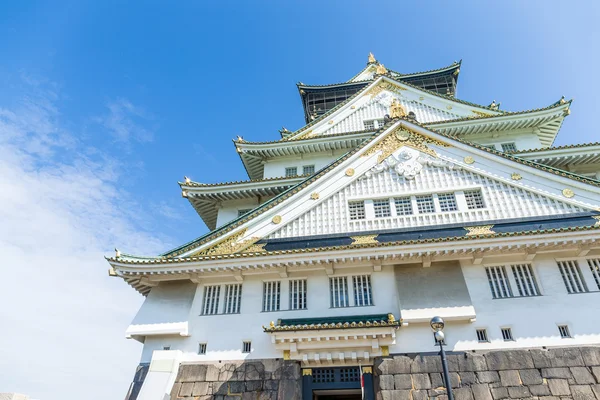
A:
437 192 458 212
285 167 298 177
303 165 315 175
223 284 242 314
373 199 391 218
198 343 207 355
237 209 252 217
485 266 513 299
586 258 600 290
557 260 588 293
202 285 221 315
353 275 373 306
289 279 307 310
511 264 540 297
242 341 252 353
501 142 517 152
394 197 413 216
501 327 514 341
262 281 281 311
375 119 385 128
163 346 171 350
330 276 349 308
476 329 489 343
464 190 485 210
348 201 366 220
363 120 375 130
558 325 571 338
416 195 435 214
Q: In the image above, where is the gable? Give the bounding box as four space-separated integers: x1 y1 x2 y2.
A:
266 146 588 240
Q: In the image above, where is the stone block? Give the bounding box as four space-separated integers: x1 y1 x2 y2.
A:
379 375 395 390
244 362 265 381
519 368 543 385
571 367 596 384
471 383 493 400
206 365 221 381
413 373 432 389
453 387 474 400
592 366 600 383
541 368 572 379
177 364 208 382
490 387 508 400
591 384 600 399
459 353 489 372
476 371 500 384
449 372 461 388
571 384 596 400
245 380 262 392
264 380 279 391
412 390 428 400
170 383 181 400
192 382 210 396
429 388 448 397
548 347 585 367
412 355 443 373
548 379 571 396
460 371 477 386
386 355 412 374
272 361 300 381
277 379 301 399
214 381 228 395
394 374 412 389
538 397 559 400
581 347 600 366
507 386 530 398
227 381 245 394
529 384 551 396
179 382 194 397
531 349 554 369
431 373 444 388
485 350 534 370
379 389 411 400
499 370 521 387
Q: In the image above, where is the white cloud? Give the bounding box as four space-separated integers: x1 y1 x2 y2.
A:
0 78 168 399
95 97 154 143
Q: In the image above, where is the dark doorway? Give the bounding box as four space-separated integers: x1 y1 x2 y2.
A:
313 389 362 399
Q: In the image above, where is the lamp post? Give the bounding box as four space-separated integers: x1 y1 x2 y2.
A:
430 316 454 400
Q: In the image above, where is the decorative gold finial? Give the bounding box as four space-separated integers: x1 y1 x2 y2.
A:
236 135 245 142
559 96 566 105
184 176 191 184
270 321 275 328
368 52 376 64
390 98 407 119
388 313 396 323
376 64 388 75
489 100 500 110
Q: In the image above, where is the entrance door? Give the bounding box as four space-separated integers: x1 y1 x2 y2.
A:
313 389 362 399
303 367 373 400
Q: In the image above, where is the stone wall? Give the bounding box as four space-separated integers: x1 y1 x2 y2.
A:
375 347 600 400
170 359 301 400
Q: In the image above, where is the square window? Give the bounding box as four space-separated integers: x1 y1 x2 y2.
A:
557 260 588 293
348 201 366 220
373 199 391 218
511 264 540 297
285 167 298 177
501 327 514 341
289 279 307 310
223 284 242 314
437 193 458 212
363 120 375 130
242 341 252 353
464 190 485 209
163 346 171 350
262 281 281 312
416 195 435 214
394 197 413 216
303 165 315 175
501 142 517 152
352 275 373 306
202 285 221 315
558 325 571 338
330 276 349 308
198 343 207 355
476 329 489 343
485 266 513 299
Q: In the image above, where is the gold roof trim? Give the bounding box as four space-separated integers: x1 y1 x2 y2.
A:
362 125 450 162
191 229 262 256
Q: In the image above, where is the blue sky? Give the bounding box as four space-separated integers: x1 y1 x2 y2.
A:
0 2 599 399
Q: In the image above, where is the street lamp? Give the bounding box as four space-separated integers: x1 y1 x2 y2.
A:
430 316 454 400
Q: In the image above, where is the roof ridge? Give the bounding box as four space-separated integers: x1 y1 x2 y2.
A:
509 141 600 154
180 175 309 188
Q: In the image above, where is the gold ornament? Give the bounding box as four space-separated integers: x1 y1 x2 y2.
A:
328 120 334 124
376 64 388 75
272 215 282 224
283 350 291 360
388 314 396 323
350 235 378 245
511 173 522 181
193 229 262 256
464 225 495 236
368 52 376 63
562 188 575 198
310 192 320 200
381 346 390 357
345 168 355 177
363 126 450 163
303 369 313 376
464 156 475 164
472 110 492 117
363 367 373 374
367 82 406 98
389 98 407 119
446 105 453 110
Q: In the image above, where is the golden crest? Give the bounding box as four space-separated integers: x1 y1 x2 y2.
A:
562 188 575 198
310 192 320 200
395 129 410 141
368 52 376 63
363 126 450 163
446 105 453 110
345 168 355 177
193 229 262 256
464 225 495 236
390 98 407 119
350 235 378 245
511 173 522 181
376 64 388 75
272 215 282 224
464 156 475 164
303 369 313 376
367 82 406 98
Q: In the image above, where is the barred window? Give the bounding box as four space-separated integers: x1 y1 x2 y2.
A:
198 343 207 355
501 142 517 152
557 260 588 293
223 284 242 314
285 167 297 177
202 285 221 315
242 341 252 353
289 279 307 310
394 197 413 216
237 209 252 217
586 258 600 290
476 329 489 342
485 266 513 299
437 192 458 212
501 327 514 341
558 325 571 338
363 120 375 130
348 201 365 220
416 195 435 214
464 190 485 209
303 165 315 175
353 275 373 306
330 276 349 308
373 199 391 218
262 281 281 311
511 264 540 297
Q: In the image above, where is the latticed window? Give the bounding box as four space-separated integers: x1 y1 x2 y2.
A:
586 258 600 290
437 192 458 212
202 285 221 315
242 341 252 353
330 276 349 308
262 281 281 311
501 327 514 341
501 142 517 152
223 284 242 314
303 165 315 175
289 279 307 310
348 201 365 220
485 266 513 299
313 368 335 383
416 195 435 214
363 120 375 130
237 209 252 217
285 167 297 177
476 329 489 342
394 197 413 216
511 264 539 297
558 325 571 338
464 190 485 209
198 343 207 355
353 275 373 306
557 260 588 293
373 199 391 218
